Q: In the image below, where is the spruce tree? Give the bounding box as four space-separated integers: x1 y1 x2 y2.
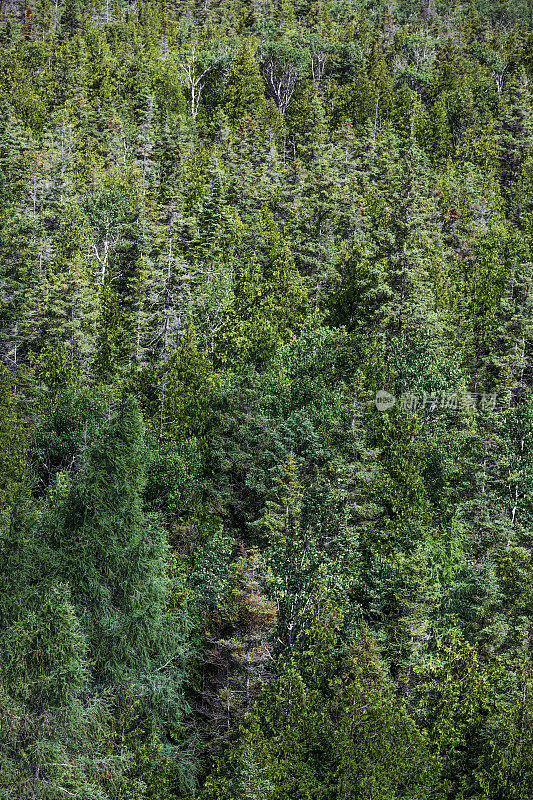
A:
40 396 183 686
223 39 272 125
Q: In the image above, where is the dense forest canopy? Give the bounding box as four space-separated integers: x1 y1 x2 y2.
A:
1 0 533 797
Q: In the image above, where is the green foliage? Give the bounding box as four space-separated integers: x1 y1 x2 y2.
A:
1 582 86 709
0 364 27 511
217 205 308 368
415 630 501 798
41 397 174 682
1 3 533 798
223 39 273 125
202 600 443 800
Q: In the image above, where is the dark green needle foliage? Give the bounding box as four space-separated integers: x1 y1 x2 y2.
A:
2 0 533 797
40 397 172 683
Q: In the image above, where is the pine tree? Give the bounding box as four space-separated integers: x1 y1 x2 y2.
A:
284 88 340 307
329 131 445 347
223 38 272 125
40 396 181 685
93 283 131 379
0 363 26 512
236 740 274 800
217 205 308 368
414 630 500 799
497 68 533 218
0 583 103 800
201 600 442 800
60 0 83 34
189 166 240 355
